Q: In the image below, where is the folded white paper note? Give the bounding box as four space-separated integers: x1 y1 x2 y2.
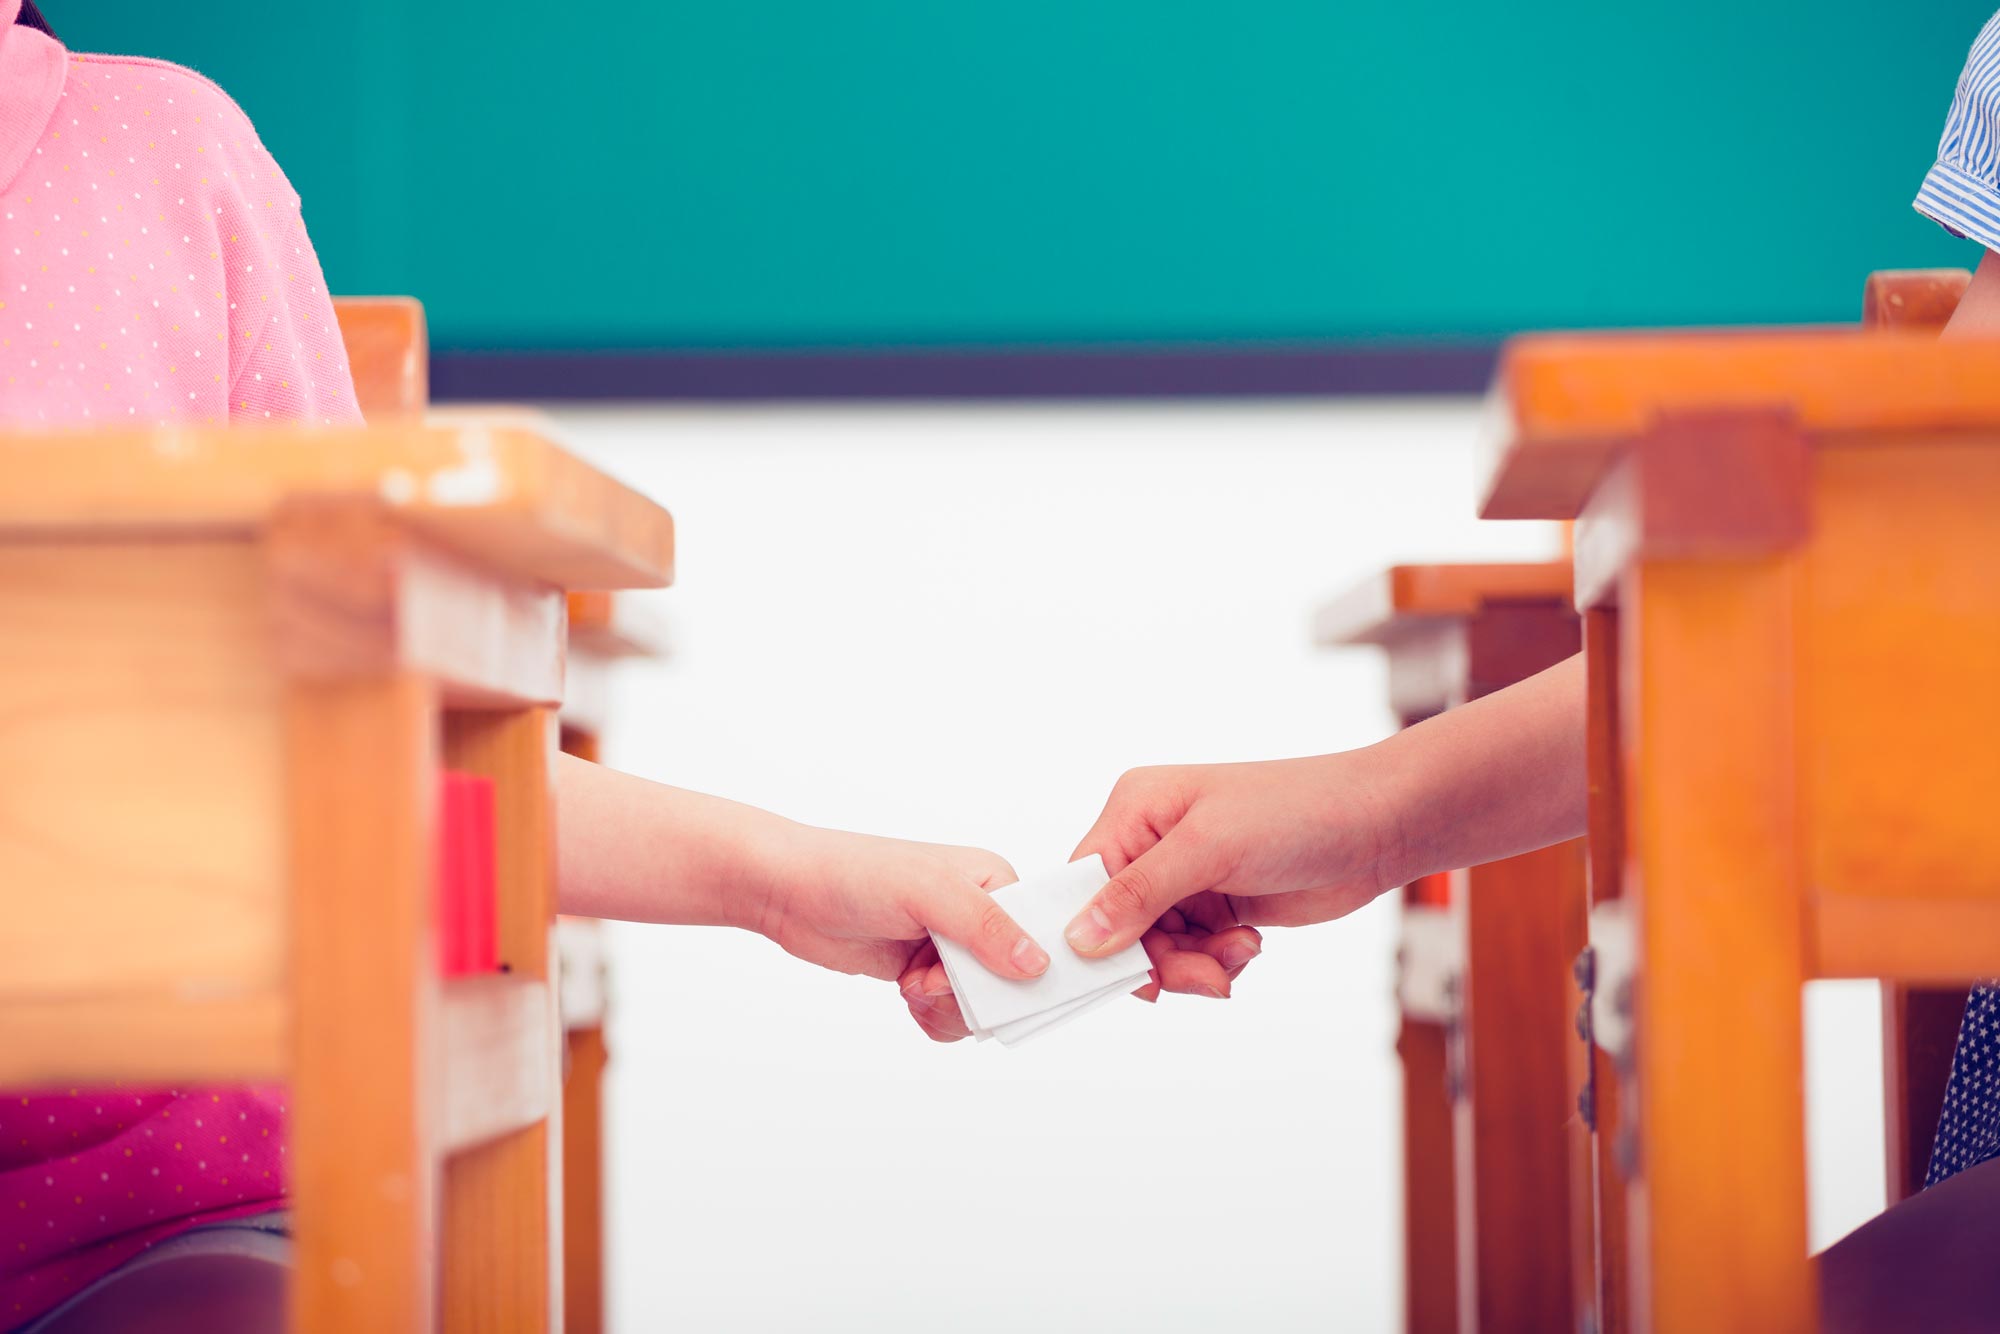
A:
929 854 1153 1047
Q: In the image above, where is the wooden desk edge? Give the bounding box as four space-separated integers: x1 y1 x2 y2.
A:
1314 561 1573 645
1476 329 2000 520
1813 895 2000 982
567 590 671 659
0 421 675 592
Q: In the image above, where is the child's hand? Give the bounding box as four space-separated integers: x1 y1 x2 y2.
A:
751 828 1044 997
1057 658 1590 960
895 887 1264 1042
1061 752 1406 963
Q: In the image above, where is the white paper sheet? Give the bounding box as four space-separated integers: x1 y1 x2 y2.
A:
929 854 1153 1047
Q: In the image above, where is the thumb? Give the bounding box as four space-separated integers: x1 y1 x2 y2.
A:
913 874 1050 981
1063 831 1216 958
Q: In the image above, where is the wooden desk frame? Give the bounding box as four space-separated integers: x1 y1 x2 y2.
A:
1319 562 1585 1334
554 590 668 1334
1856 271 1977 1210
1477 281 2000 1332
0 421 673 1334
336 297 666 1332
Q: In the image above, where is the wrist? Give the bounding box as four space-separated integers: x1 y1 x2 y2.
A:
717 809 816 937
1344 736 1427 893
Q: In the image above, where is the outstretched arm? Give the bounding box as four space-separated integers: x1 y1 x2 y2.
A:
1059 652 1588 959
552 753 1049 1001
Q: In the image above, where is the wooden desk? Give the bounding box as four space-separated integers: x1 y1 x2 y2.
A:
1858 270 1977 1210
0 422 674 1333
556 590 668 1334
333 297 429 420
1319 562 1584 1334
1479 327 2000 1331
332 294 654 1331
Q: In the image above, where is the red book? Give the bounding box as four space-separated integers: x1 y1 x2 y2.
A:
437 771 498 976
438 772 469 976
465 776 497 973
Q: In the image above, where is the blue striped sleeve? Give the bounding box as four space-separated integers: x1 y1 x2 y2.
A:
1916 11 2000 252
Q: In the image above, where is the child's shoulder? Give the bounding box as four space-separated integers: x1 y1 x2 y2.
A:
63 51 267 145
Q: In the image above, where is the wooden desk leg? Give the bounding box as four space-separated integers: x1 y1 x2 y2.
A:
1565 983 1597 1334
1882 984 1971 1204
1624 561 1813 1332
442 709 563 1334
1583 608 1627 1334
1590 1045 1632 1334
286 674 440 1334
1455 841 1585 1333
1400 1013 1460 1334
560 693 608 1332
563 1026 610 1334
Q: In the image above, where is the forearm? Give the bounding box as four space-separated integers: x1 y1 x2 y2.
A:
553 751 796 928
1943 249 2000 338
1371 651 1588 884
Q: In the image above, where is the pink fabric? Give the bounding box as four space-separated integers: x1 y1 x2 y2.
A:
0 7 361 427
1 7 361 1325
1 1089 289 1329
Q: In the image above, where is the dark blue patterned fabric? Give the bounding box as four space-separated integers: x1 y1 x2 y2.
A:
1925 983 2000 1188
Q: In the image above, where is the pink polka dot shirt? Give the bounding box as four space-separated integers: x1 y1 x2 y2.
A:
0 1088 289 1329
2 4 359 1324
0 1 361 428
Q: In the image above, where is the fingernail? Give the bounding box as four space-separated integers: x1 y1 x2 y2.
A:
922 978 955 998
1220 939 1262 970
901 978 936 1009
1011 936 1051 976
1193 984 1226 1000
1064 906 1113 955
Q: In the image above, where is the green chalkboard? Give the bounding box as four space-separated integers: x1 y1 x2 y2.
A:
54 1 1996 350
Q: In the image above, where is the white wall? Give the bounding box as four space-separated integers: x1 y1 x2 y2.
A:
548 400 1881 1332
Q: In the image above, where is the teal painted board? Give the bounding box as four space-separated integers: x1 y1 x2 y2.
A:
52 1 1995 349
